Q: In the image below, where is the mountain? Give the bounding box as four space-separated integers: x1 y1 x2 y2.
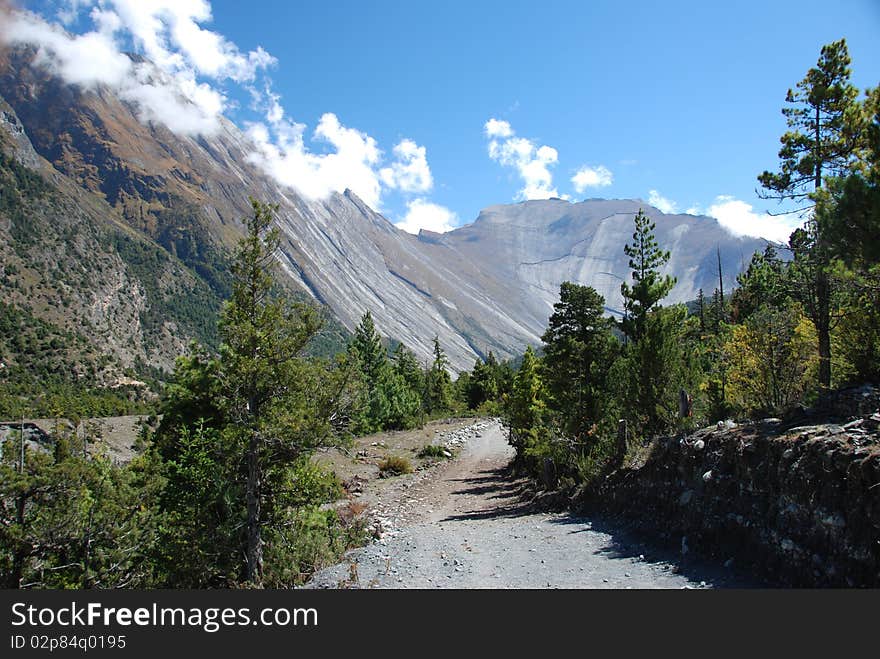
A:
0 48 771 374
437 198 769 338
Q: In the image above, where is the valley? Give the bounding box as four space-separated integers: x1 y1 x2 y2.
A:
0 5 877 594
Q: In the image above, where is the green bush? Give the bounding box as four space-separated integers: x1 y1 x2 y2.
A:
261 507 370 587
417 444 450 459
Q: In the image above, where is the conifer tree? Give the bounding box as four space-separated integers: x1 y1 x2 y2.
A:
424 336 453 414
220 198 324 585
392 343 424 393
620 209 676 343
758 39 861 390
349 311 386 388
506 346 547 453
619 210 684 436
541 282 617 438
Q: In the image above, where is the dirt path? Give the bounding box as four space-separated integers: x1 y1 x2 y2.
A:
307 420 755 588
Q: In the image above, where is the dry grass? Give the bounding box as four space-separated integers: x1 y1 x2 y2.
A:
378 455 413 477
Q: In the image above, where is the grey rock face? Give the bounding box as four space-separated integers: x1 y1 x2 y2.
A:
436 199 771 343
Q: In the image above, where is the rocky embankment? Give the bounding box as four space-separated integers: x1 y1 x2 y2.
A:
581 386 880 587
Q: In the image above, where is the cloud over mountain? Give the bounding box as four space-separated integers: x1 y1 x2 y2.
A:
485 118 561 201
0 0 444 214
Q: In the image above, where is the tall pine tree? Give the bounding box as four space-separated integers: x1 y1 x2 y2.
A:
758 39 861 390
620 209 676 343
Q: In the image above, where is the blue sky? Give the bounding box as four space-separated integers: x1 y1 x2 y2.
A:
8 0 880 241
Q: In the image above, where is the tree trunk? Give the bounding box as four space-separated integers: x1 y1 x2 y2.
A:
817 315 832 391
8 492 27 588
245 423 262 586
816 259 832 391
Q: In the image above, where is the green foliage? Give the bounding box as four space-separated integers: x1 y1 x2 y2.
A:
618 212 689 437
758 39 861 200
152 198 351 587
111 230 222 351
758 38 864 391
834 283 880 383
261 506 368 588
393 342 424 392
151 199 233 301
347 315 423 434
0 151 51 247
0 301 153 419
620 209 676 343
151 422 241 587
418 444 450 459
463 351 512 413
505 346 548 453
541 282 619 439
0 438 162 588
423 336 454 415
725 304 817 416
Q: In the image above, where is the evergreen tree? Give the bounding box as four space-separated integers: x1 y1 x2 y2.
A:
349 311 386 388
467 354 499 410
505 346 547 453
730 246 787 322
541 282 618 438
392 343 424 393
154 199 347 587
758 39 862 390
619 210 686 437
620 209 676 343
347 312 391 433
0 435 161 589
423 336 453 414
820 87 880 382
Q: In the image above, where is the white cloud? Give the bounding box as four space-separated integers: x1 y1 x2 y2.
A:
571 165 613 192
98 0 276 82
120 64 227 136
379 139 433 194
0 3 274 136
1 2 446 215
485 118 513 138
246 112 384 209
706 195 801 243
2 10 132 88
648 189 678 214
485 118 559 200
395 198 458 235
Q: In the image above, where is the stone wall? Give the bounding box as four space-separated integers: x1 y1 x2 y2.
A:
579 386 880 587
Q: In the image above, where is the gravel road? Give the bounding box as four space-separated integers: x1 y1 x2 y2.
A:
306 420 753 589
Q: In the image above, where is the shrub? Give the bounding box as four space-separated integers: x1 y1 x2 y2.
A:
417 444 449 459
378 455 413 476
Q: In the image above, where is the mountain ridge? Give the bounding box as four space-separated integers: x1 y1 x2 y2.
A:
0 47 772 372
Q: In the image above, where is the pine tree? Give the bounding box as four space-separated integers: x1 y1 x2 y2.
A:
619 210 687 437
822 87 880 381
467 356 499 410
506 346 547 453
697 288 706 334
758 39 861 390
392 343 424 393
541 282 618 438
348 312 392 433
349 311 386 388
217 198 323 585
620 209 676 343
423 336 453 414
